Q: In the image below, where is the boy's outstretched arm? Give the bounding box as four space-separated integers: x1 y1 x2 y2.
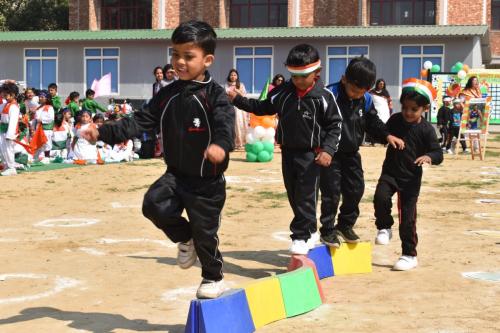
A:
228 87 279 116
83 94 163 144
366 105 405 149
319 92 343 158
420 125 443 166
207 85 236 163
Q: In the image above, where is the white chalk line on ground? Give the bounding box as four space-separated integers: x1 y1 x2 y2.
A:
480 171 500 176
473 212 500 220
477 190 500 195
272 231 290 243
481 166 500 170
462 271 500 282
225 175 282 184
110 202 141 209
475 199 500 204
97 238 177 248
226 185 255 192
467 230 500 238
0 273 82 305
256 169 280 174
78 247 106 256
34 218 100 228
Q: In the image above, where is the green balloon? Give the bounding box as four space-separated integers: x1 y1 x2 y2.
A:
430 64 440 73
246 152 257 162
251 142 264 154
455 62 463 70
257 150 270 162
244 143 252 152
451 65 458 73
480 86 488 94
262 141 274 153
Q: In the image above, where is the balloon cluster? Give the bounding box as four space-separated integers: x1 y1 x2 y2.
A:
422 60 441 76
245 115 276 162
450 61 470 80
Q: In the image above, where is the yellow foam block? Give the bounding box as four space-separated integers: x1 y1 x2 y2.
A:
331 242 372 275
243 276 287 329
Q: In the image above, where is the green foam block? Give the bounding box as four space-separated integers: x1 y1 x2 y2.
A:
277 267 322 317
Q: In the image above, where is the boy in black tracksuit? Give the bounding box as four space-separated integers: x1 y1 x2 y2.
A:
373 78 443 271
228 44 342 255
82 21 234 299
319 57 404 248
436 96 452 148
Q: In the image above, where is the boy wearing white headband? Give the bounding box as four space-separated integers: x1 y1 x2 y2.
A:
228 44 342 255
373 78 443 270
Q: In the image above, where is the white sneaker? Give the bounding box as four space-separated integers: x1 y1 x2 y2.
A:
393 255 418 271
196 279 226 299
1 168 17 176
177 239 197 269
446 149 453 155
40 157 50 164
375 229 392 245
289 240 309 255
306 232 320 249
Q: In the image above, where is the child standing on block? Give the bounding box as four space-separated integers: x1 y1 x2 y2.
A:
373 78 443 271
228 44 343 255
82 20 235 299
319 57 404 248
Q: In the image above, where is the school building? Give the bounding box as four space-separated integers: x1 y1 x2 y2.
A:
0 0 499 116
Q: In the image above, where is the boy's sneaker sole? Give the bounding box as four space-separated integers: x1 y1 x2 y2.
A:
336 229 360 243
320 236 341 248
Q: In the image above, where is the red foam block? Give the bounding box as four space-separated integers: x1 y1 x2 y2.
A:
287 255 326 303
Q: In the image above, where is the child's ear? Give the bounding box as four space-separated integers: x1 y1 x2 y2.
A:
203 54 214 68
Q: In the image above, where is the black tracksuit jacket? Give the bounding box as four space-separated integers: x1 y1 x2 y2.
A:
98 72 235 177
232 80 342 155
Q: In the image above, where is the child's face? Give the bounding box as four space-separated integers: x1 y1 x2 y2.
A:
341 76 368 100
73 96 79 102
4 92 15 102
94 118 104 127
165 69 176 81
25 90 34 99
291 70 318 91
401 98 427 124
63 112 71 121
39 96 47 104
171 42 214 81
80 113 91 124
48 87 57 96
87 94 94 100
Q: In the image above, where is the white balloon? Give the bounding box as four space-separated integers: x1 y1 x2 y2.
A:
263 134 275 143
254 126 266 139
423 61 433 70
265 127 275 138
457 70 467 80
246 132 256 144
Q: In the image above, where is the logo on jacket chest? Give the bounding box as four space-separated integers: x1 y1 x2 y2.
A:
302 110 312 120
358 109 363 117
188 117 207 132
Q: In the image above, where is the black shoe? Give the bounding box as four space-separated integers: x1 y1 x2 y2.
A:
336 227 360 243
320 231 341 248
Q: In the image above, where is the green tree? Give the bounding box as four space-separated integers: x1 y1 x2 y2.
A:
0 0 69 31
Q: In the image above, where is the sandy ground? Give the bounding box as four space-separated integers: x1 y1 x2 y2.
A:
0 136 499 333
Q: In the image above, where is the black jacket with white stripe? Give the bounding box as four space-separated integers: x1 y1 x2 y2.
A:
232 80 342 156
98 72 235 177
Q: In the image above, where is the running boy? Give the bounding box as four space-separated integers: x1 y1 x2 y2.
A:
373 78 443 271
319 57 404 248
82 20 235 299
228 44 343 255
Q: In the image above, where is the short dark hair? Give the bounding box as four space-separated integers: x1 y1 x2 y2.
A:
1 83 18 96
85 89 95 98
171 20 217 55
54 111 64 127
69 91 80 100
345 57 376 89
48 83 58 90
400 90 430 107
93 113 105 122
285 44 320 67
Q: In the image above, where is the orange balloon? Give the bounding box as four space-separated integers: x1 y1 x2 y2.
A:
462 64 470 73
261 116 275 128
249 114 261 128
420 69 428 78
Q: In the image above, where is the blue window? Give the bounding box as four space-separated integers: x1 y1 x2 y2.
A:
326 45 369 85
24 49 58 90
234 46 273 94
85 47 119 93
400 45 444 82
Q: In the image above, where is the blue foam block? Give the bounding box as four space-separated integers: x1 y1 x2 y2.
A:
198 289 255 333
307 244 334 279
185 300 200 333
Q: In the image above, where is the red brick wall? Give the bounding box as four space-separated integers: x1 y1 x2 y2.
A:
152 0 159 29
336 0 359 25
166 0 181 28
70 0 90 30
447 0 483 25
